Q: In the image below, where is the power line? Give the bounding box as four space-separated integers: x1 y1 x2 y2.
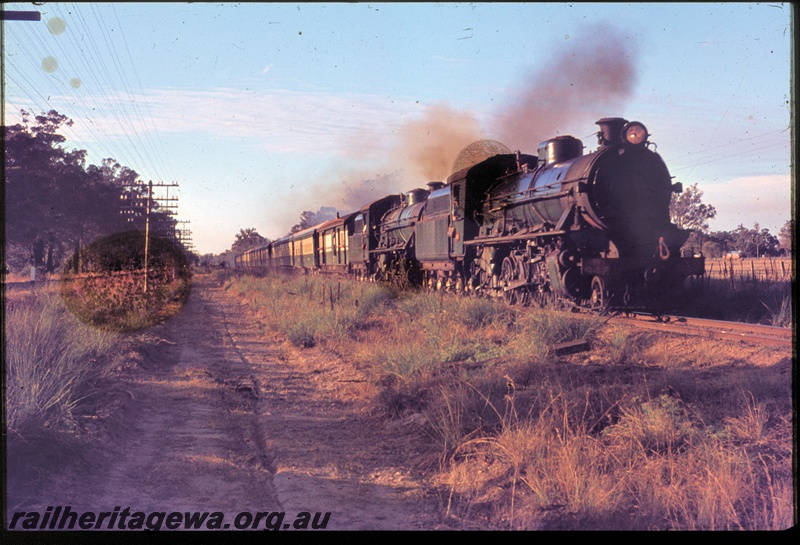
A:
5 3 175 186
666 129 790 180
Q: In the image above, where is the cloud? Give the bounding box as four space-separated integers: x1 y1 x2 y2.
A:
15 86 418 159
145 87 416 155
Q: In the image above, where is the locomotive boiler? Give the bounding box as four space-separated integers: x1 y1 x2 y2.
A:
460 117 703 309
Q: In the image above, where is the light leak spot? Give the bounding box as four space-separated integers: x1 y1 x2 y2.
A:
47 17 66 35
41 56 58 73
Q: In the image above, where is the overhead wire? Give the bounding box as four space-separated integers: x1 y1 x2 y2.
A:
4 7 149 176
5 3 185 232
668 131 790 176
6 3 174 185
5 13 139 170
80 3 163 181
111 3 176 183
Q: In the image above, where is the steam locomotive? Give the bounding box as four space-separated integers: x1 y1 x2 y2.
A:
235 118 705 311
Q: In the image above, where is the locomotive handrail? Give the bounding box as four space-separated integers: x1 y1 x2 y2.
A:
522 179 574 194
369 246 407 254
489 189 573 214
513 189 573 205
464 230 568 246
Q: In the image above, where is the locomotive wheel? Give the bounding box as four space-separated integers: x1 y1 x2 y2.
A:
469 261 487 293
532 285 549 308
560 267 582 299
504 289 518 305
454 275 464 295
426 275 435 292
501 257 518 305
590 276 609 313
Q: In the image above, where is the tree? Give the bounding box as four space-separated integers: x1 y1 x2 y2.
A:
288 206 337 235
669 183 717 232
778 219 793 254
705 230 737 257
700 239 725 258
231 228 268 254
4 109 134 272
4 109 185 274
728 224 780 257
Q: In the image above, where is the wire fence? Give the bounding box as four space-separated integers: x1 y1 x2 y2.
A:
704 257 794 288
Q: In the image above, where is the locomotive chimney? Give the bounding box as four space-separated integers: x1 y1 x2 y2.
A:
595 117 627 147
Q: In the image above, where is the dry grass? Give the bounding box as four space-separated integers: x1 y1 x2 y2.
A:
441 384 793 530
704 257 793 283
226 273 795 530
5 292 120 434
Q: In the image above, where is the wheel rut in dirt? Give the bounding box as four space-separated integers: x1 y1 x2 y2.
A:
7 275 443 530
207 277 442 530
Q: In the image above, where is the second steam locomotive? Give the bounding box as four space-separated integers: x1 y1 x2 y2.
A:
235 117 705 311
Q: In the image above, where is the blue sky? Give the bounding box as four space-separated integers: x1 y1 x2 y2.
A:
3 2 792 255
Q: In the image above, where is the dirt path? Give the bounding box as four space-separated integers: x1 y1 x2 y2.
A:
7 275 444 530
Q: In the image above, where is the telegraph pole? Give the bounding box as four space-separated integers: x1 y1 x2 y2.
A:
120 180 180 293
143 181 152 292
175 220 193 248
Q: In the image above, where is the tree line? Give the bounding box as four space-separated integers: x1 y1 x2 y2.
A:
3 109 181 275
670 183 792 258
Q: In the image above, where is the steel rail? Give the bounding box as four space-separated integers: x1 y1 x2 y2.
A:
608 312 794 348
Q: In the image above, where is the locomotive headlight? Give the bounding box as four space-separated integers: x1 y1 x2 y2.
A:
622 121 648 145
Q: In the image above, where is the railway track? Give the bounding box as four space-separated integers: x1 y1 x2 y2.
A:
6 275 793 348
607 312 794 348
3 280 55 291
